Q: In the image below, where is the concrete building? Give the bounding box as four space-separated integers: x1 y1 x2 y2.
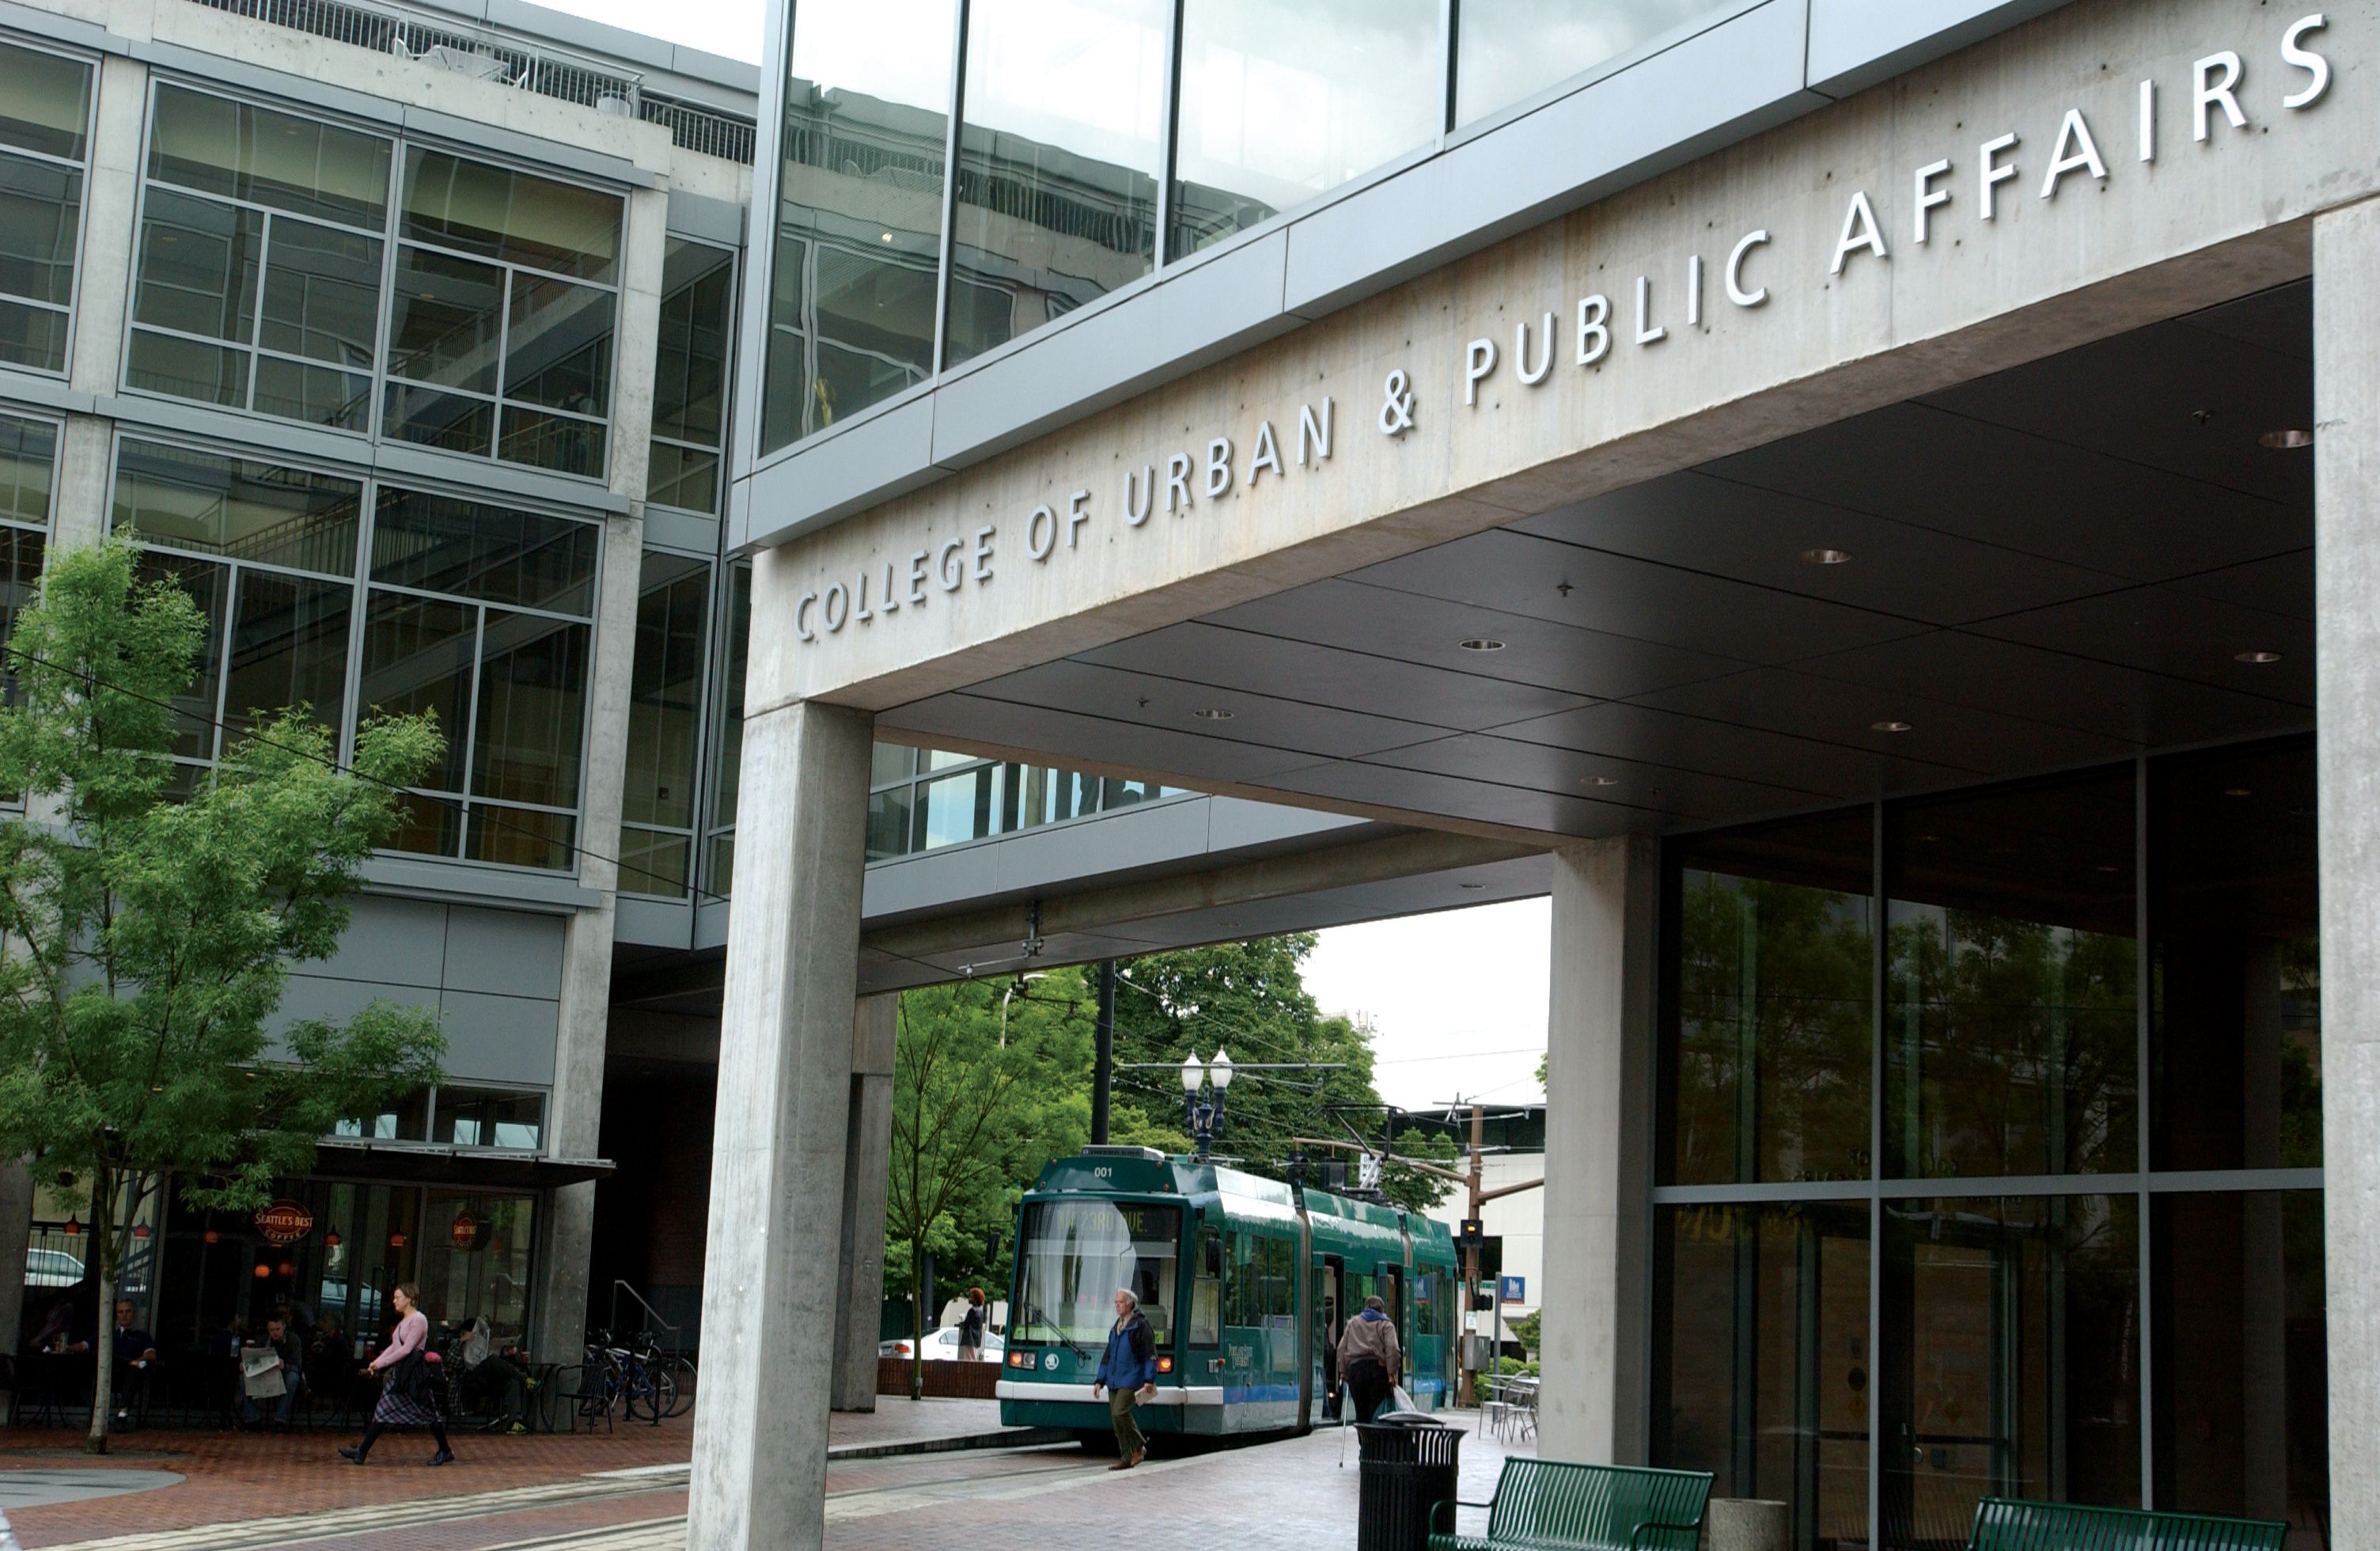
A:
688 1 2363 1548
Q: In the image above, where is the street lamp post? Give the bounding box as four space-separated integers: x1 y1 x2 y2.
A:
1180 1049 1235 1159
997 971 1048 1047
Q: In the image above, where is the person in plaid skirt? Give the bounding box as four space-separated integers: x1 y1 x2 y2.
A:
339 1284 455 1466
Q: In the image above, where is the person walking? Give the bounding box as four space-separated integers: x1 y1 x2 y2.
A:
1337 1294 1401 1423
957 1288 987 1362
1089 1287 1155 1470
339 1284 453 1466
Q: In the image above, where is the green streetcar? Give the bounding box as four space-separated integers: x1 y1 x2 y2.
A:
996 1146 1461 1443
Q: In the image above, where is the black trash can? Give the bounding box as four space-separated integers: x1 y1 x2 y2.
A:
1355 1414 1461 1551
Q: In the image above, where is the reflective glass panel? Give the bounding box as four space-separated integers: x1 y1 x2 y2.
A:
1669 809 1874 1187
0 40 91 161
620 825 690 897
125 330 247 408
254 354 370 431
137 550 227 761
650 239 734 449
2150 738 2320 1170
1457 0 1727 126
760 0 957 450
624 553 708 833
1012 764 1098 830
400 148 620 283
1878 1196 2139 1542
466 802 573 870
0 411 56 527
2151 1191 2328 1532
944 0 1165 368
358 588 475 798
434 1089 544 1150
418 1189 535 1344
112 438 362 575
870 743 916 786
258 218 383 369
1885 770 2136 1179
1016 1200 1179 1345
0 294 70 375
132 188 261 343
645 443 719 515
504 274 612 415
148 85 388 226
470 609 588 810
0 156 81 308
222 567 350 741
498 404 605 478
0 527 44 710
1656 1203 1870 1549
705 562 751 872
917 763 999 850
1170 0 1439 259
865 784 914 861
388 246 504 396
370 487 597 616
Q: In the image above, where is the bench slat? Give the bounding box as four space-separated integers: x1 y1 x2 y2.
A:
1428 1459 1712 1551
1969 1496 2289 1551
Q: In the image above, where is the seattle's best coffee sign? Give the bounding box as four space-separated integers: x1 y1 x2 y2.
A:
790 13 2336 648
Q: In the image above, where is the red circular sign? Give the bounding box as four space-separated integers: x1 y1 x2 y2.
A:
450 1211 484 1251
254 1200 314 1246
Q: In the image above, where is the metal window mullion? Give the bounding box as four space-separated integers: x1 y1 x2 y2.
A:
1152 0 1185 268
1868 798 1885 1551
246 209 275 414
208 559 237 765
334 481 374 771
930 0 969 376
1440 0 1459 137
456 603 487 857
490 263 517 460
370 149 405 446
2134 753 2153 1508
726 0 790 485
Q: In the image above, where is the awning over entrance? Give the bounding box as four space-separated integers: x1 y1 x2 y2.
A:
311 1140 616 1189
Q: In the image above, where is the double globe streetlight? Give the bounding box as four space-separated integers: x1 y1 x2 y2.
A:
1180 1049 1235 1159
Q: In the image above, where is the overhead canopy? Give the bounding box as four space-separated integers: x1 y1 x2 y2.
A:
311 1140 614 1190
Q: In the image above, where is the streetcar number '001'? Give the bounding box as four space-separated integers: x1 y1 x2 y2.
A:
1092 1166 1113 1177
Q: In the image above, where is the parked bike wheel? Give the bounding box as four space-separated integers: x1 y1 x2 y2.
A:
661 1356 697 1418
627 1365 678 1424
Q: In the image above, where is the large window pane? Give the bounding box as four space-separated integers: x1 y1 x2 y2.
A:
223 568 350 741
259 218 383 369
704 562 751 889
0 412 57 527
1170 0 1439 260
1457 1 1726 126
0 296 70 375
370 487 597 616
620 826 690 898
917 763 999 850
471 609 587 810
358 589 475 798
1656 1203 1870 1550
138 551 228 761
125 330 248 408
760 0 957 451
149 85 388 226
1885 770 2137 1180
389 246 504 395
1879 1196 2140 1544
255 354 370 431
0 40 91 161
112 438 362 576
624 553 708 832
400 148 620 283
2150 738 2320 1170
2151 1191 2327 1534
133 188 262 343
466 802 573 870
651 238 734 449
504 274 612 414
0 157 81 307
866 783 915 860
944 0 1165 368
1669 809 1874 1187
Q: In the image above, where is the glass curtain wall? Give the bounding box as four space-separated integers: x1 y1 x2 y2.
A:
0 412 55 715
1652 743 2327 1549
623 551 711 897
0 39 93 374
1455 1 1730 126
648 239 737 514
129 84 391 430
866 745 1185 862
109 436 600 871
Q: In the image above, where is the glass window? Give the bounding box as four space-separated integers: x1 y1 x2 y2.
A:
916 762 1000 850
0 40 90 374
622 552 709 897
149 85 388 227
1879 1196 2139 1538
703 561 750 893
866 783 915 862
871 743 917 786
1014 1199 1179 1345
1169 0 1440 260
2150 738 2320 1171
369 487 596 615
434 1087 544 1149
336 1087 430 1140
390 149 620 474
0 411 57 528
2151 1191 2327 1534
760 0 957 451
1669 809 1874 1187
222 567 351 742
1457 1 1727 127
112 437 361 573
418 1190 536 1346
1885 770 2137 1180
943 0 1167 369
648 239 735 514
1189 1224 1222 1344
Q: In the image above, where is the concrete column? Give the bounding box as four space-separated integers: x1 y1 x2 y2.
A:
1536 836 1658 1465
66 53 144 400
686 697 873 1550
2314 197 2380 1548
0 1159 32 1396
832 992 897 1412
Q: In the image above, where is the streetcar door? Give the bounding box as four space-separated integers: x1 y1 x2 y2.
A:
1379 1264 1406 1384
1317 1255 1345 1418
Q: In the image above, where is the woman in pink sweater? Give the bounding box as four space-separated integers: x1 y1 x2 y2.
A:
338 1283 454 1466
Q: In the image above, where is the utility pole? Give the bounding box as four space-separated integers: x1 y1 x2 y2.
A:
1091 961 1116 1145
1460 1103 1484 1407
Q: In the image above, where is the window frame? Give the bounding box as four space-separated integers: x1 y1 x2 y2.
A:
645 235 739 518
619 543 719 900
0 31 101 380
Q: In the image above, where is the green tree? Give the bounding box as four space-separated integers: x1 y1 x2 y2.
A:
0 543 448 1454
886 969 1093 1393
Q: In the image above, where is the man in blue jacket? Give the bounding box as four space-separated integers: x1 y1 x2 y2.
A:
1090 1287 1156 1469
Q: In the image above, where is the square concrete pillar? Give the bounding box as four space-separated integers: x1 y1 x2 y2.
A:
1535 836 1658 1465
686 696 873 1550
832 992 897 1413
2314 196 2380 1549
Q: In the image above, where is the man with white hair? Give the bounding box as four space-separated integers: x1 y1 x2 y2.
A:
1089 1287 1157 1469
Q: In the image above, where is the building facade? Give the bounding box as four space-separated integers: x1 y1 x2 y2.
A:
698 1 2368 1549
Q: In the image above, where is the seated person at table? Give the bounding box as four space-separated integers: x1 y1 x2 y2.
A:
241 1313 305 1431
452 1317 531 1427
109 1300 158 1424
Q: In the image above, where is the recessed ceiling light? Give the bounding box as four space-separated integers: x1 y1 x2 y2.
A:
2223 787 2253 798
2258 428 2313 449
1871 720 1913 733
1192 707 1234 720
879 230 896 243
1580 775 1620 787
1458 638 1506 652
1459 882 1487 890
2234 650 2282 665
1800 548 1852 565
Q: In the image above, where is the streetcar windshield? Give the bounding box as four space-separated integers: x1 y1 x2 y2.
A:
1015 1200 1180 1345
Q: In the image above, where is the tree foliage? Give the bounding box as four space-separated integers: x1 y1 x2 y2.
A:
0 543 448 1452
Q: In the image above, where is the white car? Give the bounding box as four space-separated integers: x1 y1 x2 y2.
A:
878 1325 1004 1362
24 1248 84 1288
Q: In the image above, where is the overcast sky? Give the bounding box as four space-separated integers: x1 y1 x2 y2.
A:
552 0 763 61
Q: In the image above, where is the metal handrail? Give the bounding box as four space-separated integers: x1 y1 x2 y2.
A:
608 1280 681 1356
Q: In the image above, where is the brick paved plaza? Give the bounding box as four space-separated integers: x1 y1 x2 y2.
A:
0 1404 1530 1549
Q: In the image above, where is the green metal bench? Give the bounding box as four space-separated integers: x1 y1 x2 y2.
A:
1966 1496 2288 1549
1429 1458 1711 1551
